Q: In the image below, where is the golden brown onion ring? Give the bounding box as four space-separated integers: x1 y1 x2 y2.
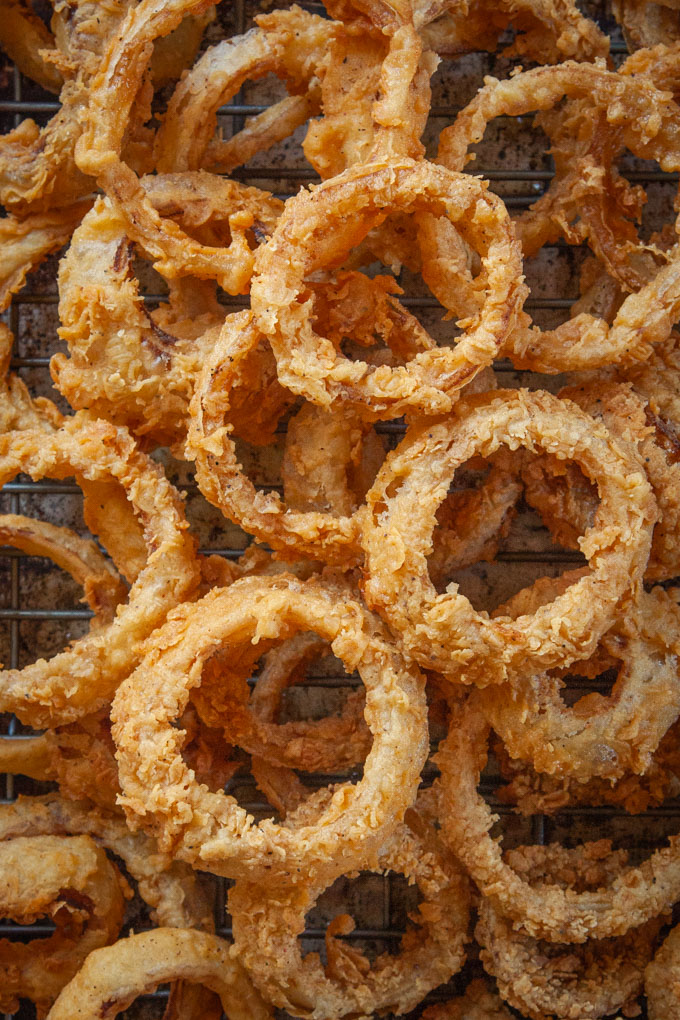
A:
435 698 680 943
111 574 428 883
52 177 287 447
251 158 526 419
361 389 656 687
0 834 126 1017
327 0 608 62
75 0 267 292
187 277 433 564
524 380 680 580
476 578 680 783
155 6 332 175
0 413 199 727
477 844 662 1020
495 719 680 818
0 1 131 213
0 794 215 932
229 802 469 1020
438 60 680 292
46 928 272 1020
0 513 126 624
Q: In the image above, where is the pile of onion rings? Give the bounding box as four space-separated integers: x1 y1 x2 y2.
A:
2 2 680 1018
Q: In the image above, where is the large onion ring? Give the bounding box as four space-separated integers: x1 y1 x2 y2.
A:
435 698 680 942
250 158 526 419
111 574 428 883
361 388 656 686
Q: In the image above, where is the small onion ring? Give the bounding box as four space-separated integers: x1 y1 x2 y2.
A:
0 834 126 1017
361 388 656 686
74 0 264 292
0 413 199 727
250 157 526 419
45 928 272 1020
111 574 428 883
155 6 333 175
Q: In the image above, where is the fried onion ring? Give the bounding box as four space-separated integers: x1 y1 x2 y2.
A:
229 802 469 1020
52 177 286 446
75 0 267 292
435 698 680 942
46 928 272 1020
112 574 428 883
251 158 526 418
361 388 656 686
0 413 198 727
475 577 680 782
477 844 662 1020
0 834 126 1017
155 6 332 176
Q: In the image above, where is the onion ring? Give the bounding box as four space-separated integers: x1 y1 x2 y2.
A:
435 697 680 942
475 574 680 782
155 6 332 176
0 0 130 213
52 177 287 446
476 844 662 1020
188 274 433 564
0 413 199 727
251 158 526 418
438 60 680 280
229 799 469 1020
46 928 272 1020
0 201 92 313
111 574 428 883
74 0 270 292
0 834 126 1017
361 388 656 686
0 793 215 932
524 379 680 580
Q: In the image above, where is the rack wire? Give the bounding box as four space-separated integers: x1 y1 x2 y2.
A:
0 1 678 1016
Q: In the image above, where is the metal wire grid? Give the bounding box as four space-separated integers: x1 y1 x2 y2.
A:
0 1 678 1016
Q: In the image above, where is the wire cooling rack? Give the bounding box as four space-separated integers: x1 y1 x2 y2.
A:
1 1 679 1016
